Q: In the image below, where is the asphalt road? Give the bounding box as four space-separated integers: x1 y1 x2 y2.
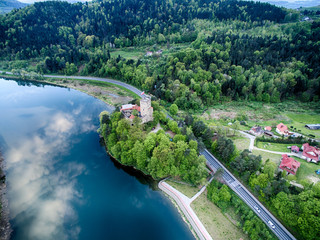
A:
44 74 145 97
201 149 296 240
3 72 296 239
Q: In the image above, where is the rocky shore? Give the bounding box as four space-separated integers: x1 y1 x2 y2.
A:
0 152 11 240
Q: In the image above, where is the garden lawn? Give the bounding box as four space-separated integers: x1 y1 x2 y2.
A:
191 192 248 240
256 142 300 153
232 137 250 151
293 157 320 184
252 149 282 164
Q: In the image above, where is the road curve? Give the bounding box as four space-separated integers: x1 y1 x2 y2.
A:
44 74 145 97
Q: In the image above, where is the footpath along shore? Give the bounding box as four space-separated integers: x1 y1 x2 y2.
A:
159 179 213 240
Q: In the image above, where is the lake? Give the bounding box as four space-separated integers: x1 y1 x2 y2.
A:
0 78 194 240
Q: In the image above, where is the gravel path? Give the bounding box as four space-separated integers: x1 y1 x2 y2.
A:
159 180 212 240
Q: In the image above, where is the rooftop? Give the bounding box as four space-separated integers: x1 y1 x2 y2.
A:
280 154 301 175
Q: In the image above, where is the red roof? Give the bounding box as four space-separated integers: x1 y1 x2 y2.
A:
120 104 141 112
129 115 135 119
277 123 288 133
302 143 320 162
265 126 272 131
279 154 301 175
291 146 300 152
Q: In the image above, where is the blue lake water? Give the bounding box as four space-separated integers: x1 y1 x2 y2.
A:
0 78 194 240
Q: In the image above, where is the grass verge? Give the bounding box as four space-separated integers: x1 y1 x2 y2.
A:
191 192 248 240
166 180 199 198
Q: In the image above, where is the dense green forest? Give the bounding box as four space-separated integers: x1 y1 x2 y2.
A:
98 109 208 185
0 0 319 108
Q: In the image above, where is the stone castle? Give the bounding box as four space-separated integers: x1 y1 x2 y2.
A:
120 97 153 124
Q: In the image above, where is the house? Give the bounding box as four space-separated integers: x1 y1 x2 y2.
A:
120 97 153 124
249 126 263 136
301 143 320 163
279 154 301 175
291 146 300 153
305 124 320 130
276 123 290 136
145 51 153 57
265 126 272 131
302 16 310 21
120 104 141 120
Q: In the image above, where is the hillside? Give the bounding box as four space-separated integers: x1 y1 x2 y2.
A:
0 0 319 107
0 0 28 14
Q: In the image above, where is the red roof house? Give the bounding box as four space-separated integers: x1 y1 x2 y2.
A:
265 126 272 131
120 104 141 112
302 143 320 163
279 154 301 175
291 146 300 153
276 123 289 136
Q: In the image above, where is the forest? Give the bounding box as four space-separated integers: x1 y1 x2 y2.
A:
0 0 319 108
98 109 208 185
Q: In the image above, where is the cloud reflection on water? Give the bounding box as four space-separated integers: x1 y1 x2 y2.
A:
6 108 94 240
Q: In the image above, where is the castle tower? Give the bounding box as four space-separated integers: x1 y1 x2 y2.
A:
140 97 153 123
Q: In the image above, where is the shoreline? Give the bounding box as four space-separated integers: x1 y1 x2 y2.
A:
0 73 200 239
0 152 11 240
0 74 136 109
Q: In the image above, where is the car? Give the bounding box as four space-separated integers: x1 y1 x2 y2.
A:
254 205 261 213
268 220 275 229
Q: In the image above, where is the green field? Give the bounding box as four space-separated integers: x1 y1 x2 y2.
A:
286 113 320 139
256 142 299 153
110 48 145 59
232 137 250 151
293 157 320 184
191 193 248 240
252 149 282 164
166 180 199 198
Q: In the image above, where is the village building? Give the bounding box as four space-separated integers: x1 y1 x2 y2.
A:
279 154 301 175
249 126 264 136
291 145 300 153
145 51 153 57
301 143 320 163
305 124 320 130
276 123 291 136
120 97 153 124
264 126 272 131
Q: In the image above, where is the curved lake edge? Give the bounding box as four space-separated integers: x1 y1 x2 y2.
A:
102 140 198 240
0 151 11 240
0 76 197 240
